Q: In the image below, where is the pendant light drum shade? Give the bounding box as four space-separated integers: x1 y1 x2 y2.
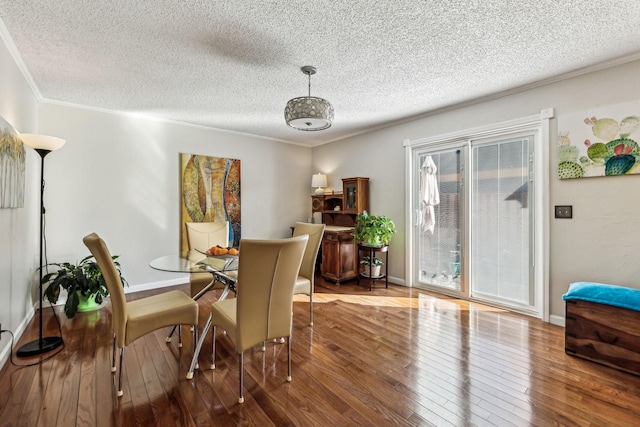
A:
285 96 333 130
285 66 333 131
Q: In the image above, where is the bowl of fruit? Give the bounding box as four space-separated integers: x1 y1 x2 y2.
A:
204 245 239 257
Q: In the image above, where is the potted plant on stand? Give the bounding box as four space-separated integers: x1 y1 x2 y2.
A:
351 210 396 248
352 211 396 288
43 254 127 318
360 255 384 277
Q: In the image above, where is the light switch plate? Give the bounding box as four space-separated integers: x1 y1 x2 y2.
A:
555 205 572 218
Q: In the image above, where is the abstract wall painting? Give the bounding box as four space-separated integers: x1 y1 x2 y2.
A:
558 100 640 179
179 153 241 252
0 116 26 208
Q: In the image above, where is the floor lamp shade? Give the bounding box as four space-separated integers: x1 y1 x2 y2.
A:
16 133 65 357
20 133 66 152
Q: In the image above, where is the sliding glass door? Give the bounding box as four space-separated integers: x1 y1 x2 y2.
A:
410 132 537 314
415 146 464 293
470 135 533 309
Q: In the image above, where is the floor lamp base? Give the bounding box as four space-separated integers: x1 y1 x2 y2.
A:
16 336 64 357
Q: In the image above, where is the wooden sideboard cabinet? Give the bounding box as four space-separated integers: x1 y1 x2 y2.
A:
321 226 358 282
313 177 369 282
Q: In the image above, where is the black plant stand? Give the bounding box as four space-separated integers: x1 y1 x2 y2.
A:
357 244 389 291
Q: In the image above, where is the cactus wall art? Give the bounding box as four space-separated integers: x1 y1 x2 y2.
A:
0 116 25 208
558 101 640 179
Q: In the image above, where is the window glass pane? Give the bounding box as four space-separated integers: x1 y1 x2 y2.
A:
471 137 530 305
418 149 462 291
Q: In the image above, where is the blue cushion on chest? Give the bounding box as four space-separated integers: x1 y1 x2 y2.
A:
562 281 640 312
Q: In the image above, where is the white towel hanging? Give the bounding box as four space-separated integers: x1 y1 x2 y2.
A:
420 155 440 233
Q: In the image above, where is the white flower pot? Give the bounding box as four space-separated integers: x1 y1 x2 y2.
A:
362 265 381 277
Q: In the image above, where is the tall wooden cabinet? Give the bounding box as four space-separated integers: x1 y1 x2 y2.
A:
313 178 369 282
320 227 358 282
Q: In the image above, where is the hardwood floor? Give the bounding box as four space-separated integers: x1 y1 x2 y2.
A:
1 277 639 426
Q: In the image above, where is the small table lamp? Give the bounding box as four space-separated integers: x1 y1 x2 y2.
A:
311 173 327 195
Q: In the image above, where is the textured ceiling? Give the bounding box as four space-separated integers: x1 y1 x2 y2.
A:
1 1 640 147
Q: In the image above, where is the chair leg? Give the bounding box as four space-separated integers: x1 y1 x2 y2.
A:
188 315 213 378
287 336 292 382
178 325 183 348
165 325 177 342
111 333 117 373
211 325 217 369
117 347 125 397
238 352 244 404
309 292 314 326
193 324 198 369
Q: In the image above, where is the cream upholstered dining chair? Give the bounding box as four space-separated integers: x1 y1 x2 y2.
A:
83 233 199 397
210 235 308 404
292 222 325 325
185 221 230 297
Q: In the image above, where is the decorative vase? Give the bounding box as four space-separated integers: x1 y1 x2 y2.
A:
76 291 101 312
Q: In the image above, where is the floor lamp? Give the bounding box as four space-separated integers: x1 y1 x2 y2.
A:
17 133 66 357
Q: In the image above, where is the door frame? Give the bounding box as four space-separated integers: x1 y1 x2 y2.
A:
403 109 553 321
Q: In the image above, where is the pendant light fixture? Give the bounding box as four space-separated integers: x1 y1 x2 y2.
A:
284 66 333 131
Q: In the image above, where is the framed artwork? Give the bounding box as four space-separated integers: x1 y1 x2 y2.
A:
179 153 241 252
0 116 26 208
558 100 640 179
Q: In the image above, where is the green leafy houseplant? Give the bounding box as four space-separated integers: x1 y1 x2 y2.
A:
351 210 397 247
360 256 383 267
43 254 127 318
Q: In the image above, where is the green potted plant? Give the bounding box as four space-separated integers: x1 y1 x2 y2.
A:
43 254 127 318
360 255 383 277
351 210 397 247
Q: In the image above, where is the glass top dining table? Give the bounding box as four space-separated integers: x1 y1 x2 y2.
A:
149 250 239 379
149 250 239 277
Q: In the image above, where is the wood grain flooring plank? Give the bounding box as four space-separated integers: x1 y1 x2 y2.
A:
34 321 82 427
0 361 38 425
15 363 54 427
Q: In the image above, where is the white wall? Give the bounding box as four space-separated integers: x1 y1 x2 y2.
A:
314 59 640 321
0 33 41 366
37 103 312 287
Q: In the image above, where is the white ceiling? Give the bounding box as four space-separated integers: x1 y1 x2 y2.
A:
1 1 640 147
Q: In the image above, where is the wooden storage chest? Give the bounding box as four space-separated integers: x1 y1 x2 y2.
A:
564 282 640 376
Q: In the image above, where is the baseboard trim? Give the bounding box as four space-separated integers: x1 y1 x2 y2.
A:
125 277 189 293
0 306 35 371
549 314 565 327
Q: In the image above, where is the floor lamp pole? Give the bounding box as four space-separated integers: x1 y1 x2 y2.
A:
17 148 64 357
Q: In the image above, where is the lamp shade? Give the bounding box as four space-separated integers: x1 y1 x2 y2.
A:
285 66 333 131
20 133 66 152
312 173 327 195
285 96 334 131
311 173 327 188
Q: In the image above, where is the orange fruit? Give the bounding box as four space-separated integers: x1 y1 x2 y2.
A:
228 248 238 256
